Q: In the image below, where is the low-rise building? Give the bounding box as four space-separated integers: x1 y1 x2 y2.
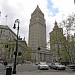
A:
0 25 31 63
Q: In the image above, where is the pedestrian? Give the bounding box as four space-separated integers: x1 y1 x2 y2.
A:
4 61 8 70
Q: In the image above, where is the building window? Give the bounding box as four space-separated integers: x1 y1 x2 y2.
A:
1 30 2 33
12 47 14 51
5 45 8 48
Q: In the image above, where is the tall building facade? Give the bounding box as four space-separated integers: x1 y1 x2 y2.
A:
28 5 46 50
50 21 69 63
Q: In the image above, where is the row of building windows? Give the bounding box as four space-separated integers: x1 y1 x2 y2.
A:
0 29 11 36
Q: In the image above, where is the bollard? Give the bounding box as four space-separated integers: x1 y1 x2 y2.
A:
6 66 12 75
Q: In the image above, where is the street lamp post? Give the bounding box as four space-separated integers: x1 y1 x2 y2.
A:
12 19 20 74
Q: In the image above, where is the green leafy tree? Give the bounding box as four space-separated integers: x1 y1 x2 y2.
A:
60 13 75 63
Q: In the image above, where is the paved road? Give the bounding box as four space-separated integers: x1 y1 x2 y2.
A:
16 71 75 75
0 63 75 75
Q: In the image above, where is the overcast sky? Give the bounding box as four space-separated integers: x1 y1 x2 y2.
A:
0 0 75 44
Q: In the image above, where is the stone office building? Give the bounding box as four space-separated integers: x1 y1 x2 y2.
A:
28 5 51 63
50 21 69 63
28 5 46 50
0 25 30 62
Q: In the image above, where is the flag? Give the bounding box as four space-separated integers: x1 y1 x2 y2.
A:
5 15 8 25
5 15 7 17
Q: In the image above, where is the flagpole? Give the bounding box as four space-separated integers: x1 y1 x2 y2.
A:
5 15 7 25
0 11 1 17
0 11 1 24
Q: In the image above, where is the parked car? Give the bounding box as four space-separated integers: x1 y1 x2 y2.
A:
68 63 75 70
49 62 66 70
38 62 49 70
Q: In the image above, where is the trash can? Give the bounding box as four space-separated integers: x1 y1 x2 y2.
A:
6 66 12 75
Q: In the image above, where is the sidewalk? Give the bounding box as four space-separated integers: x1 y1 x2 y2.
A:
0 72 36 75
0 72 26 75
0 71 75 75
12 72 34 75
0 63 36 75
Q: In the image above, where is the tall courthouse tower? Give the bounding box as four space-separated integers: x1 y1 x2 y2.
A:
28 5 46 50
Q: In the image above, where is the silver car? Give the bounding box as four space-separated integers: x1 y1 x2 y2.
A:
49 63 66 70
38 62 49 70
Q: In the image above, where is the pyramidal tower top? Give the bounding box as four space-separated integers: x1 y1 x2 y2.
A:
53 21 59 30
31 5 44 16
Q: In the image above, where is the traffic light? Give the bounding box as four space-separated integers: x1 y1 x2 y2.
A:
18 52 22 56
38 47 41 50
13 23 16 29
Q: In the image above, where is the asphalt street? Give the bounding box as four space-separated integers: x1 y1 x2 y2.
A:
0 63 75 75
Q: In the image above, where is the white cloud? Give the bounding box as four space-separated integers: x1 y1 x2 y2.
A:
51 0 75 20
0 0 75 45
